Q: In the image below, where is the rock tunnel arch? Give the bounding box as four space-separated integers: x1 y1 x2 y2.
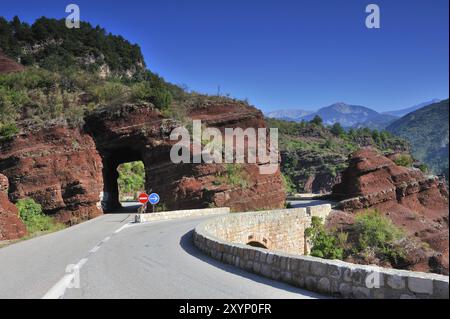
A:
100 146 146 212
0 103 286 226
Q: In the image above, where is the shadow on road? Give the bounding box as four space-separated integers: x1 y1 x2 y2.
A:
179 230 326 298
109 202 141 214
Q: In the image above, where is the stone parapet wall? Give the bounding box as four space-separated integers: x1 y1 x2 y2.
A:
193 205 449 299
307 204 332 220
202 207 317 255
135 207 230 223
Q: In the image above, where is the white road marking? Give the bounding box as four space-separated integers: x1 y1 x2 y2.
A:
42 221 132 299
42 258 88 299
89 245 101 253
76 258 88 269
114 222 132 233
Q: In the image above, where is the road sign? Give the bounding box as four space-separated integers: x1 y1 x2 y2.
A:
138 193 148 204
148 193 160 205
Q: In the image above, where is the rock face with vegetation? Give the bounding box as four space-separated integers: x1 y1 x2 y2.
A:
387 99 449 180
331 148 449 274
0 51 24 74
0 173 27 240
0 126 104 225
0 101 286 225
267 118 410 194
0 17 285 231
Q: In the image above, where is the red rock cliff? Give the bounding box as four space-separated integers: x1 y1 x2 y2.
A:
0 127 104 225
0 174 27 240
0 101 286 229
332 148 449 273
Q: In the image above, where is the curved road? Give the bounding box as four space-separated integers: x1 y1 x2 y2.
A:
0 205 326 299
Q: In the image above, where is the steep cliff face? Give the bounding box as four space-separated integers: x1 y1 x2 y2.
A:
0 127 104 225
0 174 27 240
332 148 449 273
0 101 286 230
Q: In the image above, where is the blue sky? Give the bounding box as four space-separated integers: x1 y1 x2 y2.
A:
1 0 448 112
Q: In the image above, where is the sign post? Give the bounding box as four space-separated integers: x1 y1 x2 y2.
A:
148 193 160 213
138 193 148 214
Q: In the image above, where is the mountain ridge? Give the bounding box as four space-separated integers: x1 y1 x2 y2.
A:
387 99 449 179
266 100 442 129
266 102 397 129
384 99 442 117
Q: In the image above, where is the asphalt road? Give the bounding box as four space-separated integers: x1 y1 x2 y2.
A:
0 204 326 299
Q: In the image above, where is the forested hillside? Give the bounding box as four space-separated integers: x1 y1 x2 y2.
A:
387 99 449 179
267 118 410 193
0 17 195 139
0 16 144 74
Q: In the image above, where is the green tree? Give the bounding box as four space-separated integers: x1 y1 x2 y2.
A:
117 161 146 200
330 122 345 137
310 115 323 126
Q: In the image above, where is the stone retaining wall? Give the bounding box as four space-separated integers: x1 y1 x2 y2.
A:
203 208 310 254
135 207 230 223
193 206 449 299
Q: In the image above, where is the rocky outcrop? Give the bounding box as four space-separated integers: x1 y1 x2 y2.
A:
0 127 104 225
0 101 286 229
0 174 8 192
0 174 27 240
0 51 24 74
85 102 286 213
332 148 449 274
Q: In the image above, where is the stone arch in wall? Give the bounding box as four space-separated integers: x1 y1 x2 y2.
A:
246 234 271 250
247 241 268 249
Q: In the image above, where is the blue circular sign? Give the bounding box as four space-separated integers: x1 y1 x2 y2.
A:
148 193 160 205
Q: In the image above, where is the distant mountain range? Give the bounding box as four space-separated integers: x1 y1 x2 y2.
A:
383 99 442 117
265 100 441 130
265 109 313 122
387 99 449 179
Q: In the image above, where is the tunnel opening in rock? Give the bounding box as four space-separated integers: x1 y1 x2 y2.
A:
101 147 146 213
247 241 268 249
117 161 145 204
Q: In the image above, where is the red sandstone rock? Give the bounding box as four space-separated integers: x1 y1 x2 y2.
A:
332 148 449 274
0 174 27 240
0 174 8 192
85 102 286 213
0 127 104 225
0 101 286 230
0 52 24 74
